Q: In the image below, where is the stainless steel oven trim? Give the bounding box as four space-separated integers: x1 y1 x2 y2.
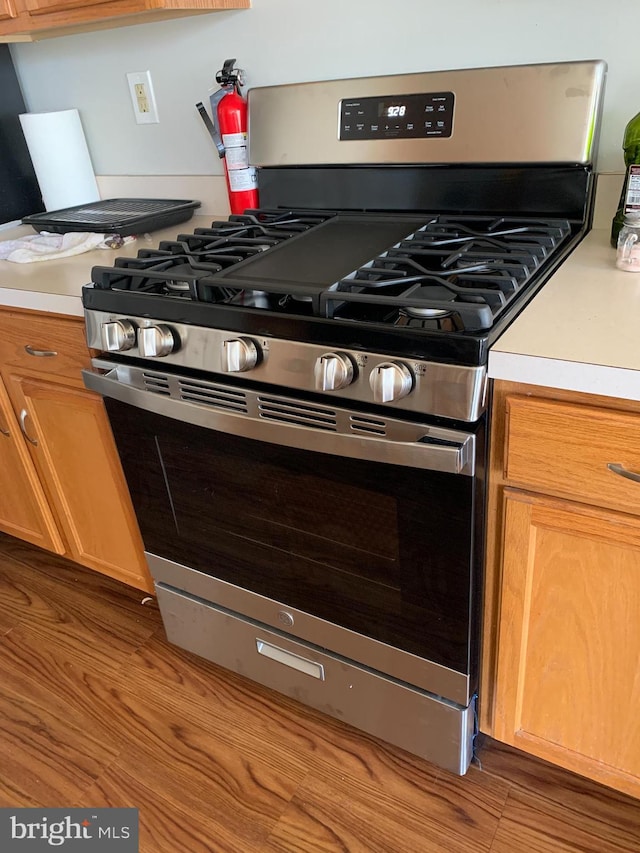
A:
156 582 476 775
147 552 473 706
84 309 488 422
83 361 476 475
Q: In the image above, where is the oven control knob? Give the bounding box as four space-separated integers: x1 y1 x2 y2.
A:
101 319 136 352
314 352 355 391
369 361 414 403
138 324 176 358
222 337 259 372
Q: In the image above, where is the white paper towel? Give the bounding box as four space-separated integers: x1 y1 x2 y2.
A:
19 109 100 212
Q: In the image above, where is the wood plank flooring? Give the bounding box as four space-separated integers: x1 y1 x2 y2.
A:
0 531 638 852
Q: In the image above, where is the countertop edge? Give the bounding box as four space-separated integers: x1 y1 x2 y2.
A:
488 350 640 402
0 288 83 317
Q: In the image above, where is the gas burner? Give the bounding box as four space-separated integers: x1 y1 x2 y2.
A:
227 290 272 309
402 285 456 318
165 280 192 294
396 309 463 332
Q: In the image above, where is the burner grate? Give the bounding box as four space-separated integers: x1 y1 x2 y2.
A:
89 210 572 333
91 209 337 300
327 216 571 331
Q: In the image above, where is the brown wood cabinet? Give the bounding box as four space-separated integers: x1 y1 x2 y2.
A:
0 307 152 593
0 0 18 21
0 374 64 552
483 380 640 799
0 0 248 41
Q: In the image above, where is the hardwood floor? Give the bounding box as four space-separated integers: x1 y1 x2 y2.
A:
0 532 638 852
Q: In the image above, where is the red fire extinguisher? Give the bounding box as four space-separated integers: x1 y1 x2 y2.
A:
196 58 259 215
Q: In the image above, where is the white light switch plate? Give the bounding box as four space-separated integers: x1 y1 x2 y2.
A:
126 70 159 124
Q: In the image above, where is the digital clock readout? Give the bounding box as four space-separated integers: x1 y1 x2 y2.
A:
381 104 407 118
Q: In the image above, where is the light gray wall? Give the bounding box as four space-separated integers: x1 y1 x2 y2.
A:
10 0 638 177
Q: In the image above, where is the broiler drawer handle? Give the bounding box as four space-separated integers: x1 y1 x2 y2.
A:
19 409 38 446
607 462 640 484
25 345 57 357
256 639 325 680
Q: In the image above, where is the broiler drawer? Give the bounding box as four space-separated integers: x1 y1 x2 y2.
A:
155 583 475 775
504 394 640 515
0 312 90 384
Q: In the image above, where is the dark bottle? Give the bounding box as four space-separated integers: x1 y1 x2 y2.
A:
611 111 640 246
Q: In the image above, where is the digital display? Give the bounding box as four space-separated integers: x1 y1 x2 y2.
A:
381 104 407 118
339 91 454 141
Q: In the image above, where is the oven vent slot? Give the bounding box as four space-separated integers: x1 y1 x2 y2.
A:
179 380 248 413
142 372 171 395
350 415 388 436
258 396 337 430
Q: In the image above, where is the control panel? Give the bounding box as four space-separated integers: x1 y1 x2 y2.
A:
339 91 454 141
86 311 486 421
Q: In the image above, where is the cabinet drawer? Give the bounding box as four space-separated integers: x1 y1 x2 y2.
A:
0 312 89 384
504 394 640 515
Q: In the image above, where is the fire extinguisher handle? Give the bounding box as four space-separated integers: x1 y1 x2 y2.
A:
216 58 244 90
196 102 225 159
209 87 232 158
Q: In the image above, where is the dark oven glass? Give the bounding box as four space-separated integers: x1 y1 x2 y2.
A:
106 398 479 676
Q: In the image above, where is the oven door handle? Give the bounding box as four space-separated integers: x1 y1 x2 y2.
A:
82 365 475 476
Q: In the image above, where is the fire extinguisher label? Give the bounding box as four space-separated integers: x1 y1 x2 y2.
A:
225 145 250 171
228 167 258 191
222 131 248 149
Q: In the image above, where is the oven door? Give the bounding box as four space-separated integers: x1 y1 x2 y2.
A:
84 361 483 707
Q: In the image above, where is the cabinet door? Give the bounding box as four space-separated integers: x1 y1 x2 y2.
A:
0 376 64 553
8 373 152 592
20 0 249 21
0 0 18 19
494 489 640 798
23 0 122 14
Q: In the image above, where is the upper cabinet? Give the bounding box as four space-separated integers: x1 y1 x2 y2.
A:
0 0 249 41
0 0 18 21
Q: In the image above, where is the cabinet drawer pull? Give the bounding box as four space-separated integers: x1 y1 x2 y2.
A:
24 345 57 358
0 425 9 437
607 462 640 484
19 409 38 446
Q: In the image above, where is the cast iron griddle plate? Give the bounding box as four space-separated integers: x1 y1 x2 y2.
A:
211 214 430 296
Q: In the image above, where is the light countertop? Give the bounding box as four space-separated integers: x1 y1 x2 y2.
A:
0 215 217 317
488 227 640 400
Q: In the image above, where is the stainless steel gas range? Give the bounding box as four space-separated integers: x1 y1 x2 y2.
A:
82 60 605 775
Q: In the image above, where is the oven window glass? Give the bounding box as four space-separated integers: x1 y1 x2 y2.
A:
107 400 476 675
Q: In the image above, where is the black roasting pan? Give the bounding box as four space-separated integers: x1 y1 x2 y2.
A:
22 198 201 236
